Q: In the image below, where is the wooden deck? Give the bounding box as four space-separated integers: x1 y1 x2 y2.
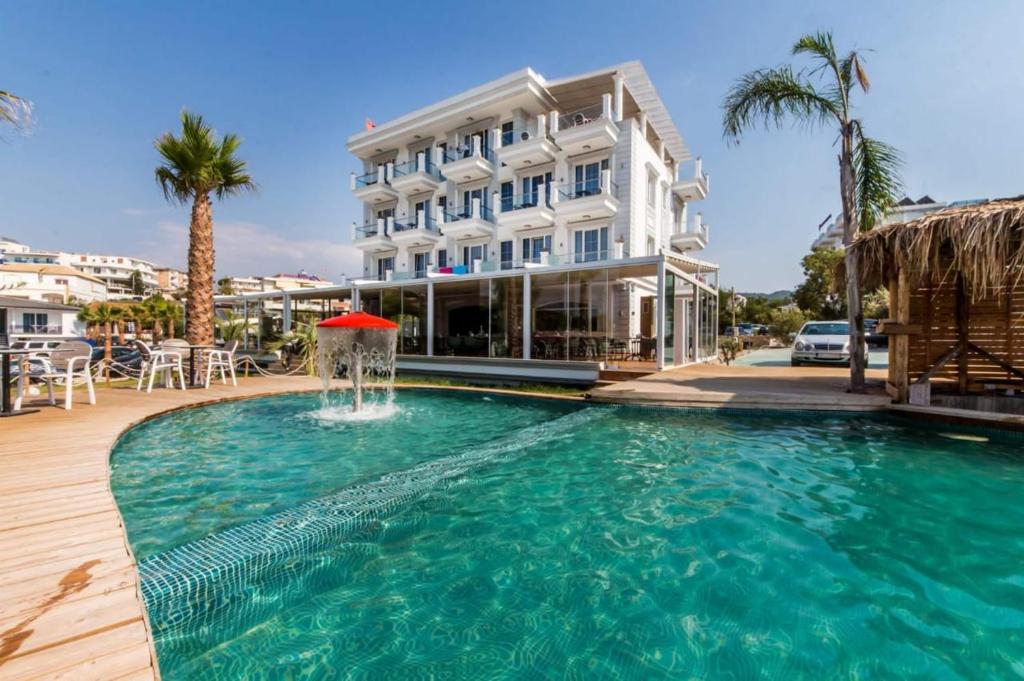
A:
0 375 322 681
591 362 893 411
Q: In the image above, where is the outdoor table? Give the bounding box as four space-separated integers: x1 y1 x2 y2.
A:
0 348 39 417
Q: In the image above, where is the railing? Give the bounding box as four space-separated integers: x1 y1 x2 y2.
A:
10 324 63 334
392 216 440 233
557 180 618 201
557 103 605 130
500 190 552 212
443 205 495 223
442 144 496 165
354 222 388 239
392 157 443 181
354 168 391 188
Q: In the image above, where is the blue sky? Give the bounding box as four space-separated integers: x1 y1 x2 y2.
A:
2 0 1022 291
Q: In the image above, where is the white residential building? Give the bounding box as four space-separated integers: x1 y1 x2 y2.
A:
0 296 86 345
811 196 985 250
155 267 189 295
0 264 108 304
337 62 719 377
1 243 159 299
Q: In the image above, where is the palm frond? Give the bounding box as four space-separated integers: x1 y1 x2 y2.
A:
792 31 838 76
722 66 839 140
154 109 256 203
852 120 902 231
0 89 33 133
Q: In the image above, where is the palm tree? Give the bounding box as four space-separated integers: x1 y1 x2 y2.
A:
162 299 183 339
91 303 119 382
0 89 32 134
139 296 165 342
154 111 255 346
77 306 99 340
722 31 902 393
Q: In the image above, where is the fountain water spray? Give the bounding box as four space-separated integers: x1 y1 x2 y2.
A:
315 312 398 413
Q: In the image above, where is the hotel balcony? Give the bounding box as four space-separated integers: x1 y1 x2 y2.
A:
670 213 709 252
351 165 399 205
390 153 444 195
351 218 396 253
440 136 495 183
440 198 495 240
553 169 620 223
391 213 443 248
551 97 618 157
495 186 555 232
493 115 559 171
672 158 710 202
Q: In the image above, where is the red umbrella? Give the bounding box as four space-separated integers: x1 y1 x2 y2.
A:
317 311 398 329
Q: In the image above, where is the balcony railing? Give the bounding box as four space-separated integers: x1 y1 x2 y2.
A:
443 205 495 223
354 221 389 239
354 166 392 188
557 179 618 201
557 103 605 130
392 216 440 233
11 324 63 334
500 190 552 212
442 144 496 165
392 157 443 181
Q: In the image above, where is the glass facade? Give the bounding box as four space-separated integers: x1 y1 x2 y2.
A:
349 261 716 365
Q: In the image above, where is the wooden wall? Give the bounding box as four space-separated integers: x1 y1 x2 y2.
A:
906 276 1024 386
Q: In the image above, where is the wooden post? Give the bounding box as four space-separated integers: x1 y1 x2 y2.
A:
892 269 911 402
956 275 969 394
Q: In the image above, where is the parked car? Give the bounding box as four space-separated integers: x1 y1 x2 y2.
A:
864 318 888 347
790 321 869 367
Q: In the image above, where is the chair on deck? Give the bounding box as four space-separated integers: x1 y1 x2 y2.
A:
15 340 95 411
204 340 238 388
135 340 186 393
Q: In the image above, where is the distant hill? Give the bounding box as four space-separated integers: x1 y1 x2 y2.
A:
738 290 793 302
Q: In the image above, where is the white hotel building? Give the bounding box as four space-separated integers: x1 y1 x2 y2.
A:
222 62 720 382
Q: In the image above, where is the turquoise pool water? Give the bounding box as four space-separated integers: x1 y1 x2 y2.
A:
111 391 1024 679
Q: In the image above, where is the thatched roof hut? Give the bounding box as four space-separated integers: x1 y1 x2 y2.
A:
847 196 1024 406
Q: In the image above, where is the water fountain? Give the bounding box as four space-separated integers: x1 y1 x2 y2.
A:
315 311 398 414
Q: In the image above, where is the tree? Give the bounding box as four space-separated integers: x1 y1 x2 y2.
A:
90 303 119 382
769 307 807 345
0 89 32 135
155 111 255 346
217 277 235 295
862 288 889 319
76 306 99 340
794 248 847 319
723 31 902 392
161 299 183 339
216 311 252 342
267 322 318 376
139 295 167 342
129 269 146 296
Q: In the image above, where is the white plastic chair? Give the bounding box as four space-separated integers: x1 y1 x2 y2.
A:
15 341 95 410
205 340 238 388
134 340 186 393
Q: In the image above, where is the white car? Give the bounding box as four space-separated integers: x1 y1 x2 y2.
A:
790 321 868 367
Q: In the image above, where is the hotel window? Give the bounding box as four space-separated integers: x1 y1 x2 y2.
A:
413 252 431 278
499 240 514 270
501 121 514 147
437 195 447 216
413 199 431 224
22 312 48 332
437 249 448 268
462 244 487 266
500 181 514 212
572 159 609 197
376 256 394 281
461 188 487 215
522 235 551 264
574 226 608 263
521 172 552 206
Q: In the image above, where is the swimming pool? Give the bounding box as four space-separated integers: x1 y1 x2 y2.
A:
111 390 1024 679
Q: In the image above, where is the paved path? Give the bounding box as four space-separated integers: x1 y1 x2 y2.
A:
732 346 890 369
0 375 321 681
591 361 891 411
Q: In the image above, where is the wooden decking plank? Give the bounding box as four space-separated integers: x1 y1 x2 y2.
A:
0 565 137 623
0 549 132 590
0 619 150 681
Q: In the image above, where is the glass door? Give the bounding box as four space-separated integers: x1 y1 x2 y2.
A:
413 252 431 278
376 256 395 281
573 227 608 263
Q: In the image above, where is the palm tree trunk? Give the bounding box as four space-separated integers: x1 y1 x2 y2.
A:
103 321 112 383
839 125 867 393
167 317 175 339
186 191 215 346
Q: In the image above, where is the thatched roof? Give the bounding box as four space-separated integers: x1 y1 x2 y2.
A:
848 196 1024 297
